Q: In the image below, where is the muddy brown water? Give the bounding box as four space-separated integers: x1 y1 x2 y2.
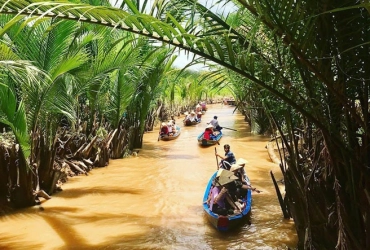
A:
0 104 297 250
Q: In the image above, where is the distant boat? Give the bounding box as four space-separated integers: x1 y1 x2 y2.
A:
226 100 236 105
183 119 200 126
159 125 181 141
197 131 222 146
203 171 252 231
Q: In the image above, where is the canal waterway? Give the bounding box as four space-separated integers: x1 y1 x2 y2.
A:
0 103 297 249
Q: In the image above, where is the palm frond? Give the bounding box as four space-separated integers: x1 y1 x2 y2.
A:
0 83 30 160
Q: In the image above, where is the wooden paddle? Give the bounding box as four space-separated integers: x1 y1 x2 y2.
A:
222 127 237 131
216 137 220 145
215 147 219 169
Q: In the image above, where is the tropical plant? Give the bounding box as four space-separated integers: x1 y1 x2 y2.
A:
0 56 47 207
126 43 175 149
0 1 369 249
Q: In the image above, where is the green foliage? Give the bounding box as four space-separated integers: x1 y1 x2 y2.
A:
0 1 369 248
0 83 29 159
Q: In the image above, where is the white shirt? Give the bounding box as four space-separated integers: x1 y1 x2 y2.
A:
209 118 219 128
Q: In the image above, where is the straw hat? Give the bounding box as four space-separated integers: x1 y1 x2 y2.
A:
198 112 203 115
215 169 238 186
230 164 243 172
161 122 166 126
206 124 214 129
236 158 248 165
190 111 195 115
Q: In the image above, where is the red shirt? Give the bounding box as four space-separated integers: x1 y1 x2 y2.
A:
161 126 169 135
203 129 213 140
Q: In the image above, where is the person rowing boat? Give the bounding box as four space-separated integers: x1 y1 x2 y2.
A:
215 144 236 170
207 116 222 131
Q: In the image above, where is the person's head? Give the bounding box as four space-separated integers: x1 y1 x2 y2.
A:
224 144 230 152
214 116 218 119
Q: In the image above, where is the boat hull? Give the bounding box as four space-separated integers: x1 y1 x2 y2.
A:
183 120 200 126
203 172 252 231
160 126 181 141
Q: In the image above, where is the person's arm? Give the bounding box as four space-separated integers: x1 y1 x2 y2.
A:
214 187 227 203
241 184 261 193
217 151 230 161
215 152 225 160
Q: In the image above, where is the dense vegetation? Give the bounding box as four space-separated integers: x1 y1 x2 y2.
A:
0 0 368 249
0 6 221 209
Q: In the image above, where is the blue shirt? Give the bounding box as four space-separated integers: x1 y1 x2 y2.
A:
224 151 236 165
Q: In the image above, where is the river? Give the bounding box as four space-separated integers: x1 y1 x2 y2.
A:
0 103 297 249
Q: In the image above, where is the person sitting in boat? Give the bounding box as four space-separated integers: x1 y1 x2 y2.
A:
183 111 194 123
215 144 236 170
195 102 202 113
167 121 173 135
208 116 222 131
234 158 251 185
201 101 207 111
206 185 228 215
189 111 198 122
197 112 203 122
230 162 261 194
206 181 242 215
168 120 177 135
204 124 217 140
160 122 169 136
222 180 247 210
233 158 261 193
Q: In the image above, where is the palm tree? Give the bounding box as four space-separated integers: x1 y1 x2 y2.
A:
0 1 369 248
2 17 93 197
126 42 175 149
0 55 47 207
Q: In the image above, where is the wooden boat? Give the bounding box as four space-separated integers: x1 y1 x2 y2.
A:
226 100 236 106
159 125 181 141
202 172 252 231
183 119 200 126
197 131 222 146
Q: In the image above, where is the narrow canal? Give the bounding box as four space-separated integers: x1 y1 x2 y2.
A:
0 103 297 249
